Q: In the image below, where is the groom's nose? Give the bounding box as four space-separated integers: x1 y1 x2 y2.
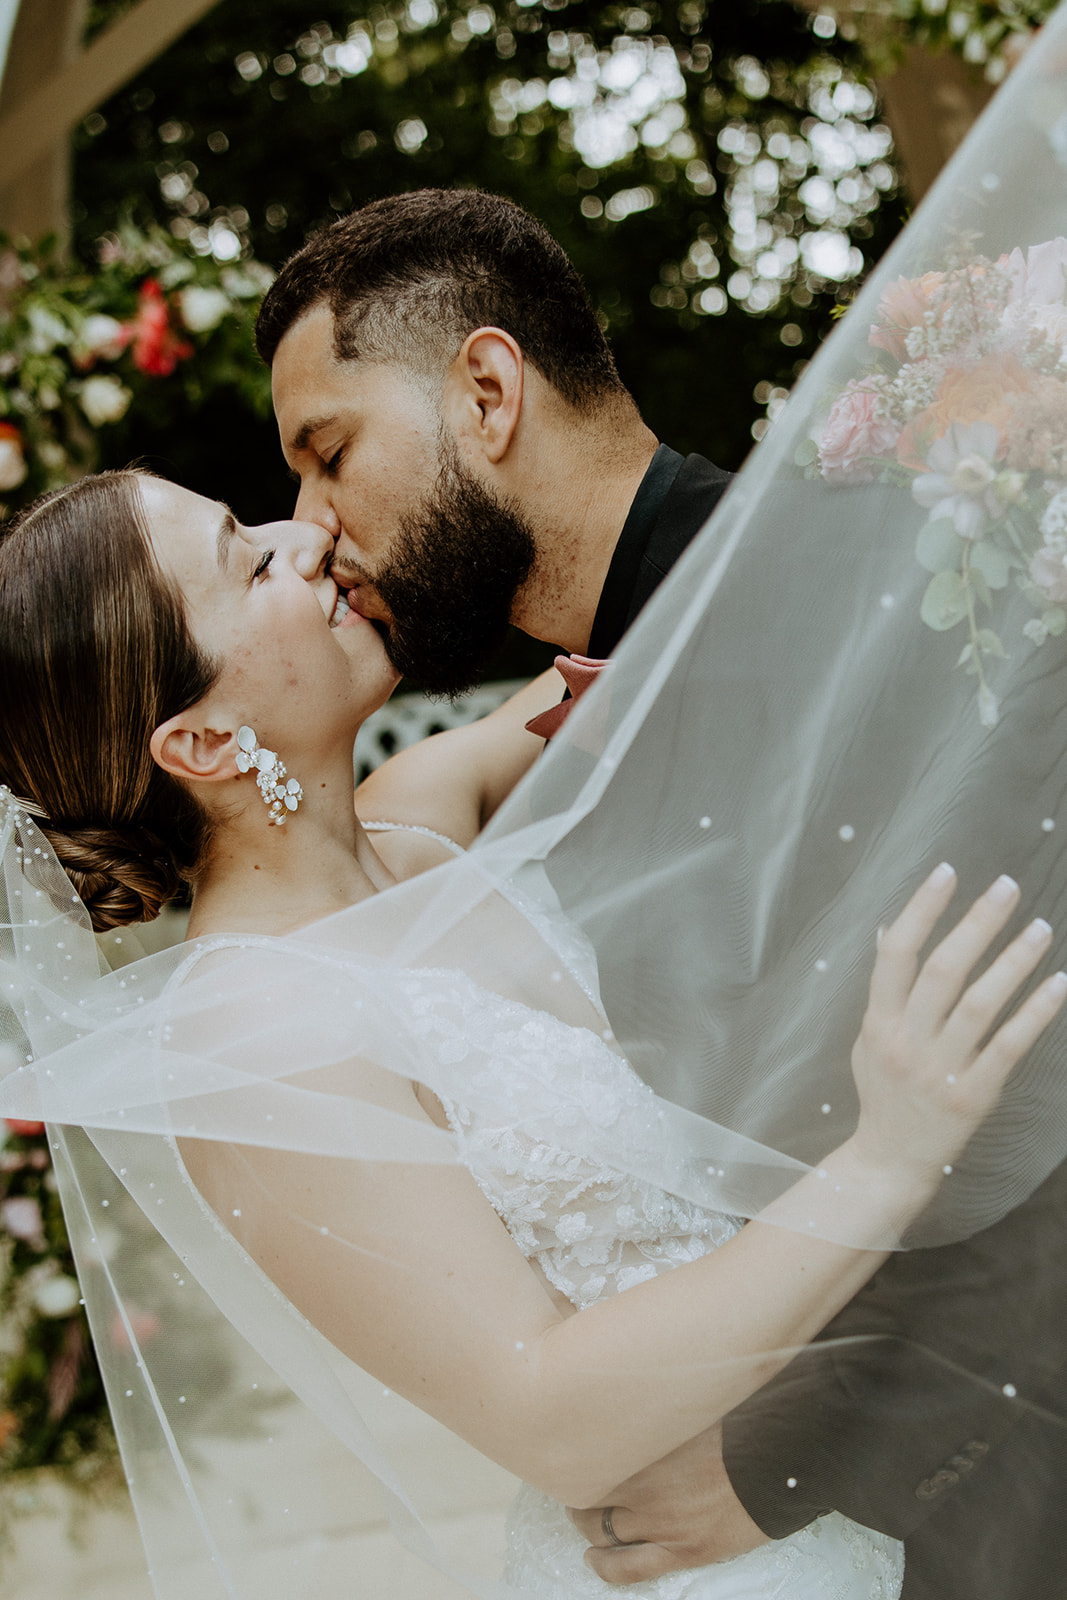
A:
294 479 340 539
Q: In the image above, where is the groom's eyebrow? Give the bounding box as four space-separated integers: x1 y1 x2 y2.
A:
215 507 238 571
291 414 333 453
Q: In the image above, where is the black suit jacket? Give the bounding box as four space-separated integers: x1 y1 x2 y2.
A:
598 451 1067 1600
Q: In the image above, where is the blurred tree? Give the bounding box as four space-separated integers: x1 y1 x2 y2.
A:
73 0 907 519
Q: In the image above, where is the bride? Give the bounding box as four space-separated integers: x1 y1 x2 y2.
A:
0 464 1062 1600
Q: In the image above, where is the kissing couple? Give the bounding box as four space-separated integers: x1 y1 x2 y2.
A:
4 27 1067 1597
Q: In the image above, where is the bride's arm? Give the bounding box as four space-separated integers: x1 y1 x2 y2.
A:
354 666 564 847
180 868 1065 1508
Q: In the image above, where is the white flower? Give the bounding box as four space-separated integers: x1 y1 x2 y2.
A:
554 1212 593 1244
912 421 1002 540
1040 487 1067 546
80 373 132 427
1003 237 1067 307
178 285 231 333
31 1273 81 1318
0 435 27 490
26 304 69 354
1 1196 42 1240
77 313 126 362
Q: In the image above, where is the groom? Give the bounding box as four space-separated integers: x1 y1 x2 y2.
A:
254 188 731 699
256 190 1067 1599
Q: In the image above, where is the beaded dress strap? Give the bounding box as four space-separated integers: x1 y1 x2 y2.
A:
361 820 467 857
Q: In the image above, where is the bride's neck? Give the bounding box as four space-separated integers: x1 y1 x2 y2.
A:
186 761 393 939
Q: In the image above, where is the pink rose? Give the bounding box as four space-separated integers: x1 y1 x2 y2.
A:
819 381 901 484
1030 546 1067 602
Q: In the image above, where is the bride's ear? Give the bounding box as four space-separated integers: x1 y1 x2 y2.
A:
150 712 238 786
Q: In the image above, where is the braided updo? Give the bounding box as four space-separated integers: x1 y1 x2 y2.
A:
0 471 220 931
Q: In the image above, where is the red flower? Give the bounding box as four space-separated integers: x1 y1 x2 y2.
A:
123 279 193 377
5 1118 45 1137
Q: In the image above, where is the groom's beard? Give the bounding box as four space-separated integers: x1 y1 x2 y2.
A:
367 448 537 697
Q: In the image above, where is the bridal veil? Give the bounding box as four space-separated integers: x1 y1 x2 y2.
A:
6 9 1067 1592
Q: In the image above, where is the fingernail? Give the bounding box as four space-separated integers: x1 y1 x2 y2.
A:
988 874 1019 904
876 926 885 947
1025 918 1053 944
928 862 955 887
1049 972 1067 996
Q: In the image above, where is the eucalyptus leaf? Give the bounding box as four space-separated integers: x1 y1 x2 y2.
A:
957 642 975 667
1044 608 1067 637
794 438 819 467
970 542 1011 589
970 568 993 611
974 628 1007 659
921 571 969 632
916 519 964 574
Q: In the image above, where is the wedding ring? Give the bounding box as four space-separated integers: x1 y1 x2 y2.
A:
601 1506 629 1547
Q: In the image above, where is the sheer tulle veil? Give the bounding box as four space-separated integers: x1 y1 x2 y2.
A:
6 13 1067 1593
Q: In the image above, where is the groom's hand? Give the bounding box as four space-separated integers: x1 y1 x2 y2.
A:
567 1423 771 1585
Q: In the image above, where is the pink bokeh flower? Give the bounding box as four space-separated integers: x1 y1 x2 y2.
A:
109 1305 163 1351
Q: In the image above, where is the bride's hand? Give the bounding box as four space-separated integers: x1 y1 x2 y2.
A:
848 864 1067 1184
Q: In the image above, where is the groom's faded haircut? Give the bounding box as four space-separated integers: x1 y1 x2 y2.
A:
255 189 626 412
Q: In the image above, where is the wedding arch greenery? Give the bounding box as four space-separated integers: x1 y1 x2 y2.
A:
72 0 910 506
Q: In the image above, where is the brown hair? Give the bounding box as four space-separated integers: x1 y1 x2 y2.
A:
255 189 626 411
0 471 220 930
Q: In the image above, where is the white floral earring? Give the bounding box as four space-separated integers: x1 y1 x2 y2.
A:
235 726 303 826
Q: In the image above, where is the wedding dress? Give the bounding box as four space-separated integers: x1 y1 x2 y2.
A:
150 866 901 1599
363 825 904 1595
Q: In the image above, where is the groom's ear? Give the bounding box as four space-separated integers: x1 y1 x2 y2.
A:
444 328 523 466
150 712 240 787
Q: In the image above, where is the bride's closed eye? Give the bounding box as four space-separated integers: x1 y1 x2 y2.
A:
251 549 275 582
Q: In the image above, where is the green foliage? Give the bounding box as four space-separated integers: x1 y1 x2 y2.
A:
72 0 908 510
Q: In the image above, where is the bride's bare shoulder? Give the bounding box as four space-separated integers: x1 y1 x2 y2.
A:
354 667 565 852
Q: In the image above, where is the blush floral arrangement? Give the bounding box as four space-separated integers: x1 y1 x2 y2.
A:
809 236 1067 725
0 219 273 517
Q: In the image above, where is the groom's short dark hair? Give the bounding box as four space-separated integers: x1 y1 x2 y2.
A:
255 189 625 411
